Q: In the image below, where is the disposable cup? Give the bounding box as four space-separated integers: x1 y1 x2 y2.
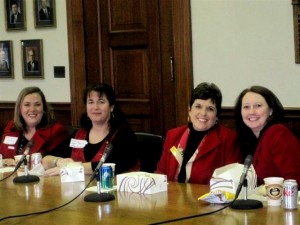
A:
264 177 284 206
14 155 30 166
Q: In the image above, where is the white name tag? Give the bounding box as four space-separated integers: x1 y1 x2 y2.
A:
69 138 88 148
3 136 18 145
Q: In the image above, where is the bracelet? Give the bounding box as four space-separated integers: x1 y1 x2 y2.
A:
54 157 61 167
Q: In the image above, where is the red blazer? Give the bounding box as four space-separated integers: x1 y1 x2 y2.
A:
155 124 242 184
0 120 69 158
253 123 300 185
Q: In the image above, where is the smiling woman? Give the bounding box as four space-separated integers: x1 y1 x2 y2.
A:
234 85 300 185
42 83 139 177
155 82 242 184
0 86 69 166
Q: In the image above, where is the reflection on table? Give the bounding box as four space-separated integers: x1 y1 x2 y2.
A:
0 171 299 225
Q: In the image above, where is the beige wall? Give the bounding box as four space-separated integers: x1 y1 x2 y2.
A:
0 0 70 102
191 0 300 107
2 0 299 108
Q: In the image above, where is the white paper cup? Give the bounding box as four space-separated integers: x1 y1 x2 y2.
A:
14 155 30 165
264 177 284 206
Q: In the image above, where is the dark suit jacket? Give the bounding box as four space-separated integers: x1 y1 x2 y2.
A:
27 60 39 71
0 61 9 71
39 7 52 21
10 12 22 24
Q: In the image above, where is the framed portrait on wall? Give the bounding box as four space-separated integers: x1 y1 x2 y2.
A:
5 0 26 30
0 41 14 78
21 39 44 79
34 0 56 28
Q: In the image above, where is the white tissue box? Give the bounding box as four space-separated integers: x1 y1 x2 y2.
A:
60 163 85 183
117 172 167 194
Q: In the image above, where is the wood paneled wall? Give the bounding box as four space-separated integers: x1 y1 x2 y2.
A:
0 102 71 136
220 107 300 139
1 103 300 140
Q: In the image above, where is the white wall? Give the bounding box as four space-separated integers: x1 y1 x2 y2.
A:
191 0 300 107
2 0 298 107
0 0 70 102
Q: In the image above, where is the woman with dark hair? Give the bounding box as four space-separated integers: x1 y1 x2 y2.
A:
234 85 300 184
43 83 138 175
155 82 242 184
0 86 69 166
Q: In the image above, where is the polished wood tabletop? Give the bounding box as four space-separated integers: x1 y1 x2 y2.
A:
0 171 299 225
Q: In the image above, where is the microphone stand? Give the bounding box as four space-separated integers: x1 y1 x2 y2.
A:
230 180 263 209
84 168 115 202
13 157 40 184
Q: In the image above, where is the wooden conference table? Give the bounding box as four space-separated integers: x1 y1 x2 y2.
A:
0 171 299 225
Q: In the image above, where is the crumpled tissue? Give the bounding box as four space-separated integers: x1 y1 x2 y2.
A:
199 163 257 203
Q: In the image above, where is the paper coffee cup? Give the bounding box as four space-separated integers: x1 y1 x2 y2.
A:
264 177 284 206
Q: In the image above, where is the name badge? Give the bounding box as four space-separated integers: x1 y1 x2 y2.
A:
3 136 18 145
70 138 88 148
170 146 184 164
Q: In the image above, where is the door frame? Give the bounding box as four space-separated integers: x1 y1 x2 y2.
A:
66 0 193 128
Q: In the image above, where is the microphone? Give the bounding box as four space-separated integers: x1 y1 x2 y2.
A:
90 143 113 182
94 143 113 171
235 154 253 197
84 143 115 202
14 141 34 171
13 141 40 184
230 155 262 209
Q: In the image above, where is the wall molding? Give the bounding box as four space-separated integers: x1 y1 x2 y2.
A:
1 103 300 138
220 107 300 137
292 0 300 63
0 102 71 135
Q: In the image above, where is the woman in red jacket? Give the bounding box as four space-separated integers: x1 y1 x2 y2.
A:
234 85 300 185
0 86 69 166
155 82 242 184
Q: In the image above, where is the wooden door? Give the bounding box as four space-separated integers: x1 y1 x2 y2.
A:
67 0 193 135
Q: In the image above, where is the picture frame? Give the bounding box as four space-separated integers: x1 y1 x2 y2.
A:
5 0 26 30
21 39 44 79
0 41 14 79
34 0 56 28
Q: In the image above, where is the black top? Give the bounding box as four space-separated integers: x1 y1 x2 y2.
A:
177 123 209 183
51 126 138 175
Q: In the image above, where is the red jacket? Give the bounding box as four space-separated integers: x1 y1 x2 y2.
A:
0 120 69 158
155 124 242 184
253 123 300 185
